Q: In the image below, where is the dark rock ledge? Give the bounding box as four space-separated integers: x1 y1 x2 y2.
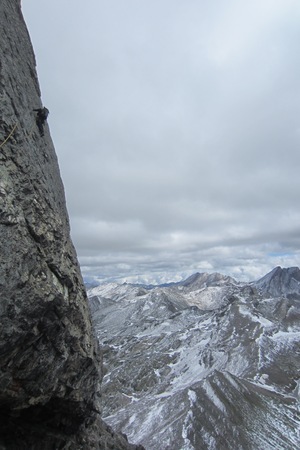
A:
0 1 144 448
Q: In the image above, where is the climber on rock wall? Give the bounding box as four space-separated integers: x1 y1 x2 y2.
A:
33 106 49 136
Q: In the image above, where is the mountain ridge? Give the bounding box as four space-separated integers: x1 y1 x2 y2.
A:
89 266 300 449
253 265 300 298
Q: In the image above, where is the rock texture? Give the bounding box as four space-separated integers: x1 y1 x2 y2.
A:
0 1 143 448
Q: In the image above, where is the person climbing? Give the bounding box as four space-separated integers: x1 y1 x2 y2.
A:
33 107 49 137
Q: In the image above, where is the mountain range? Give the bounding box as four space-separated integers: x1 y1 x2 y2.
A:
88 266 300 450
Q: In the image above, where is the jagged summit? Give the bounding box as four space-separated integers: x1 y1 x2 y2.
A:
254 266 300 298
179 271 237 288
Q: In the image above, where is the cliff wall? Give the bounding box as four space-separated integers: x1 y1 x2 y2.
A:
0 1 143 448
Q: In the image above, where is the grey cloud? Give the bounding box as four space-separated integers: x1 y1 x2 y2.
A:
22 0 300 283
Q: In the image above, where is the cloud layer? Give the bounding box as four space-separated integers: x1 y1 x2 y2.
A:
22 0 300 283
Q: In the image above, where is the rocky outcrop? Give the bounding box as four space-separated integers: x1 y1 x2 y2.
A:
254 266 300 298
0 1 144 448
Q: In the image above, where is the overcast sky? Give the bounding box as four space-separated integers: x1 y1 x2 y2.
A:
22 0 300 284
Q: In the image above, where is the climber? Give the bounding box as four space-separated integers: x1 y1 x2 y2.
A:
33 107 49 136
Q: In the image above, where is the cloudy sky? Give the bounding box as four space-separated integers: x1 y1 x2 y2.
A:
22 0 300 284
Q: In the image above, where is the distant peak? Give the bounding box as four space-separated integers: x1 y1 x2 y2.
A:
255 266 300 297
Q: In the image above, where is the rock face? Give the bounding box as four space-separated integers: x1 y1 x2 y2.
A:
89 268 300 449
0 1 143 448
254 266 300 298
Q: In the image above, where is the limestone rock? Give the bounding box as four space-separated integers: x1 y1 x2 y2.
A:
0 1 144 448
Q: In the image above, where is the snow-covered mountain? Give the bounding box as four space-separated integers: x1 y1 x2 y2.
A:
88 267 300 450
253 266 300 298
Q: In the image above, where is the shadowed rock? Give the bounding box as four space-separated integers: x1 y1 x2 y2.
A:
0 1 144 448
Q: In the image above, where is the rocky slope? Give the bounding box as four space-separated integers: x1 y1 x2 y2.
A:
89 267 300 449
0 1 143 448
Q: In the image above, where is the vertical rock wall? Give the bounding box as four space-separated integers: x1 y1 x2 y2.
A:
0 1 143 448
